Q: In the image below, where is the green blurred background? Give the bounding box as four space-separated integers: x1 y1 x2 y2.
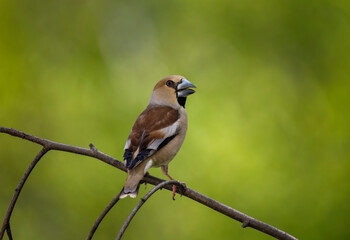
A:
1 0 350 239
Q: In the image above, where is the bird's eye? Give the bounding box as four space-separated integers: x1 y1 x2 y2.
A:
166 80 174 88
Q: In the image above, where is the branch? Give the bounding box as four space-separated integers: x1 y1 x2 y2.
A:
0 127 125 171
86 191 123 240
116 180 186 240
0 127 298 240
0 147 48 239
6 224 12 240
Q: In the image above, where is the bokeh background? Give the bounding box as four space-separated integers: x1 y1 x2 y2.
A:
1 0 350 239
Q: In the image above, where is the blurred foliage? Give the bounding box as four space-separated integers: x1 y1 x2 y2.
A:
1 0 350 239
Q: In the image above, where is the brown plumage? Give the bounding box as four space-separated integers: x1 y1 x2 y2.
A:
128 107 179 153
120 75 196 199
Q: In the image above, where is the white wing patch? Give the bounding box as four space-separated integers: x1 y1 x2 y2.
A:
146 119 180 150
148 139 165 150
124 117 180 157
124 138 131 150
160 118 180 138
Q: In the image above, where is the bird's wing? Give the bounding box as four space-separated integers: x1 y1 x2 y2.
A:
123 106 180 169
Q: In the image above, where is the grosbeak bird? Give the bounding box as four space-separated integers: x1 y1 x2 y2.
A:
120 75 196 199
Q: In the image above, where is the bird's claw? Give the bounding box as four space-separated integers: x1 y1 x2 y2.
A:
172 182 187 200
172 185 176 200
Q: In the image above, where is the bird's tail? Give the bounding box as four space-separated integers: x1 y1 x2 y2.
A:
119 168 145 199
119 185 140 199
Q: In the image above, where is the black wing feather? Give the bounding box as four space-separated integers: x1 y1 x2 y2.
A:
157 134 177 151
125 133 178 170
126 149 152 169
123 149 133 168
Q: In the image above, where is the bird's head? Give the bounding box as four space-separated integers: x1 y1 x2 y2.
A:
149 75 196 108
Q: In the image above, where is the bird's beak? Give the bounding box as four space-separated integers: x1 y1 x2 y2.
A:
177 78 196 97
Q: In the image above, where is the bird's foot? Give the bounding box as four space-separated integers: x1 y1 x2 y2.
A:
172 182 186 200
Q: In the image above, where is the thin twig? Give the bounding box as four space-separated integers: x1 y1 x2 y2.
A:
6 223 13 240
0 147 48 239
86 191 123 240
116 180 185 240
0 127 298 240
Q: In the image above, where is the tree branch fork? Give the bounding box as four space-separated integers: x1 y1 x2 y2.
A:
0 127 298 240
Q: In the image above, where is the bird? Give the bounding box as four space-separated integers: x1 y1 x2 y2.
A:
120 75 196 200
